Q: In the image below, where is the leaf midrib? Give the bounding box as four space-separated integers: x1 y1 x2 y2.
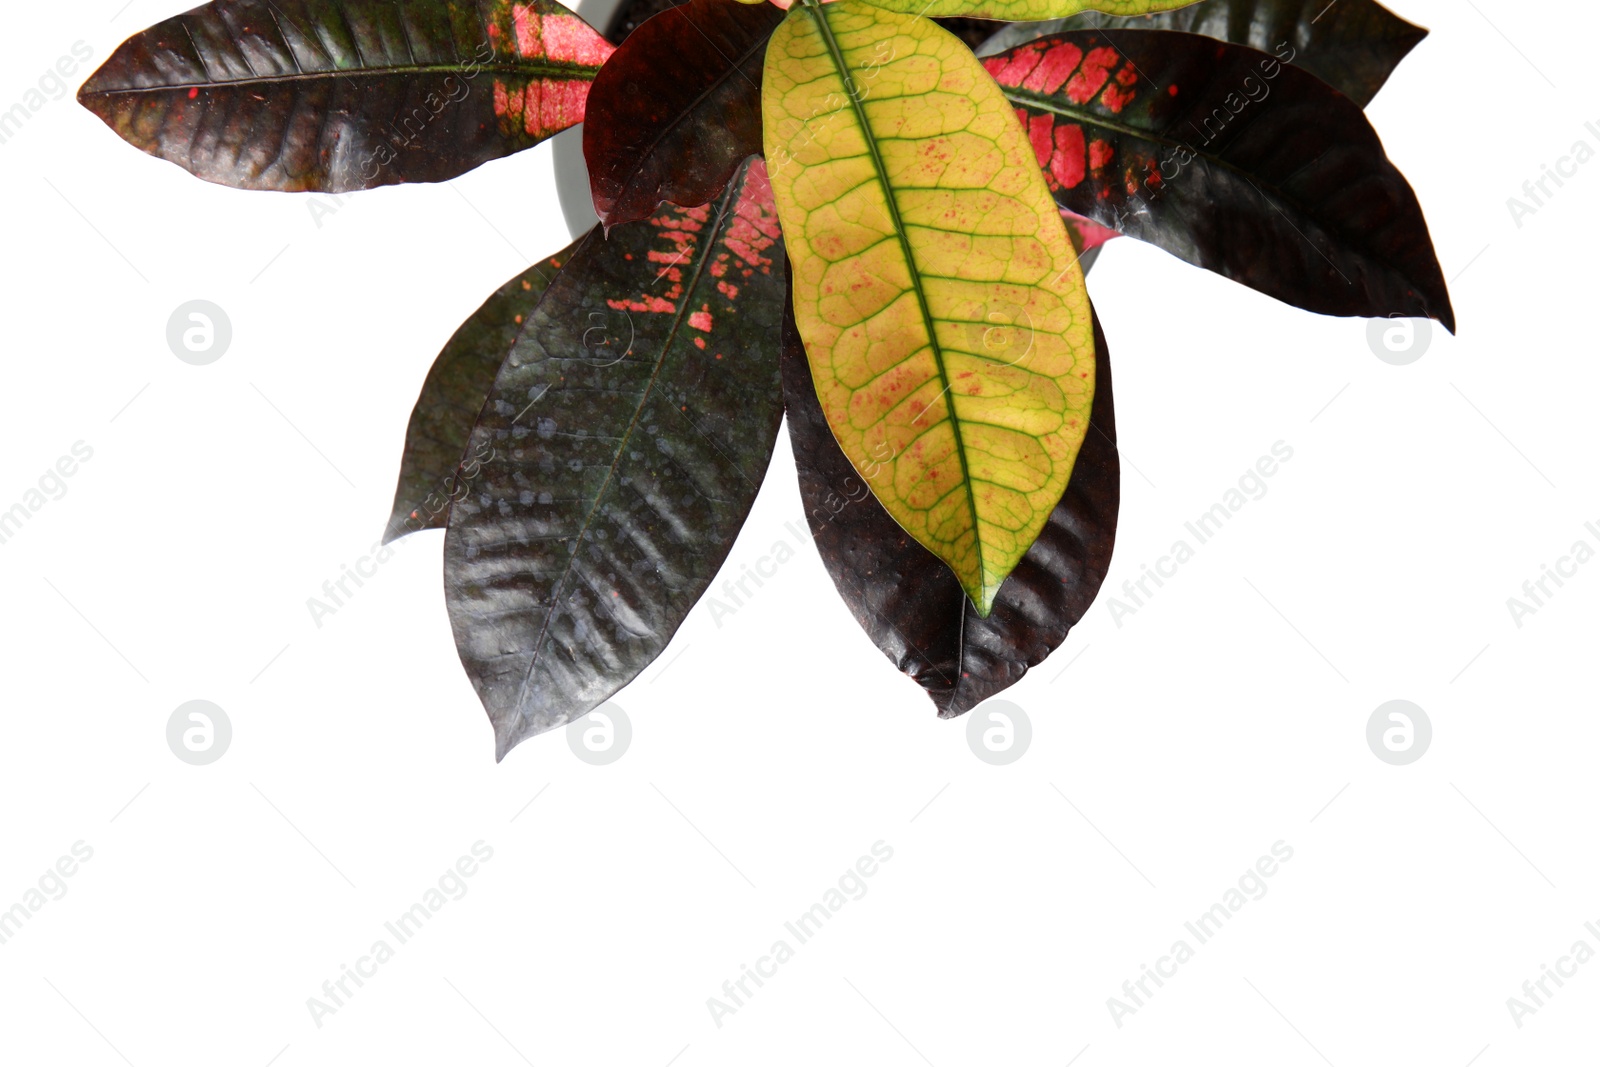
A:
80 60 599 97
799 0 984 588
1001 83 1330 244
509 177 742 722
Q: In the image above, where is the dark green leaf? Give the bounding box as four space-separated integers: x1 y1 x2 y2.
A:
979 0 1428 108
986 30 1455 331
584 0 782 231
445 157 787 760
385 236 584 545
78 0 614 192
782 299 1120 717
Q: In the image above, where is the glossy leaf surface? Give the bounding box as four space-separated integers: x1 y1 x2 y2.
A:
987 29 1455 330
385 236 584 544
764 1 1096 615
585 0 782 230
783 300 1118 716
856 0 1195 23
79 0 613 192
978 0 1427 108
445 157 786 759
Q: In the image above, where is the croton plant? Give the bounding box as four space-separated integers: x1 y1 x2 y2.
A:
79 0 1452 758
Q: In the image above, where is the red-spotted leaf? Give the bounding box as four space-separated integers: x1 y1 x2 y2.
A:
78 0 614 192
584 0 783 231
385 235 585 545
783 299 1119 717
445 156 786 760
979 0 1427 108
987 30 1455 331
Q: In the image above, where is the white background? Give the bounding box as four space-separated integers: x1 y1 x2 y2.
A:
1 1 1596 1064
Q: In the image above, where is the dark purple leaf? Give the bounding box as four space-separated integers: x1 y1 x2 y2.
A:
987 29 1455 331
783 300 1120 717
584 0 782 231
385 235 585 545
445 157 787 759
79 0 614 192
979 0 1428 108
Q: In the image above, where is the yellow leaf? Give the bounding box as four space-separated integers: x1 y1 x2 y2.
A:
763 0 1095 616
853 0 1197 20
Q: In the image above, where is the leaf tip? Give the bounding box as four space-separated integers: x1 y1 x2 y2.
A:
929 684 976 720
493 725 519 764
966 579 1000 620
76 47 123 112
75 73 106 113
380 510 414 546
